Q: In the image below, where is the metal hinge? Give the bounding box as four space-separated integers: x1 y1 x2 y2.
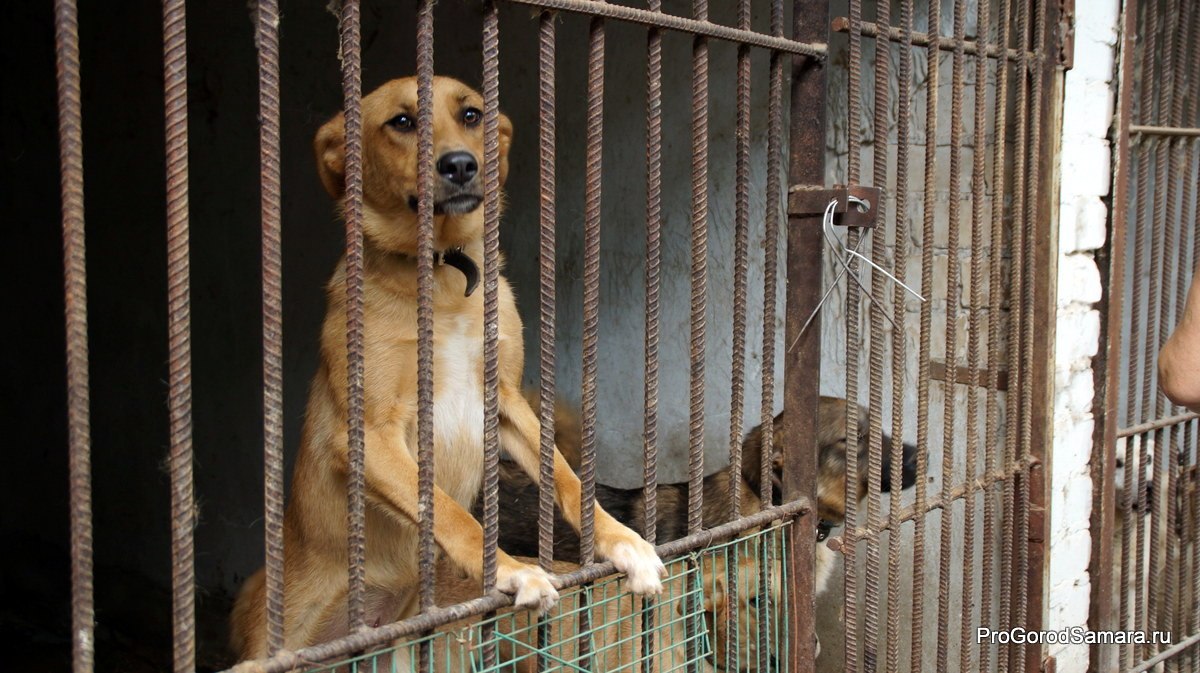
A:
787 184 880 228
1057 0 1075 69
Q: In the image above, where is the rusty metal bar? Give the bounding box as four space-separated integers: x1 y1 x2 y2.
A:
936 1 968 669
842 1 863 670
537 6 557 576
163 0 195 669
849 455 1042 537
1090 0 1135 669
960 0 992 666
785 0 825 671
1127 633 1200 673
536 9 557 673
414 0 437 623
1119 413 1200 439
480 3 502 670
338 0 368 634
686 0 710 539
643 0 663 552
254 0 285 655
236 499 811 673
725 1 752 668
885 0 914 669
830 16 1035 62
501 0 823 55
640 5 664 673
911 0 941 666
1020 0 1061 667
55 1 93 670
862 0 891 667
578 0 603 572
985 2 1014 671
1130 125 1200 137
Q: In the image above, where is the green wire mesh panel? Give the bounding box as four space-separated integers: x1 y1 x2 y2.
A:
305 522 792 673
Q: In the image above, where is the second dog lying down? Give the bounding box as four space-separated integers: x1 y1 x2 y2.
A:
484 396 918 576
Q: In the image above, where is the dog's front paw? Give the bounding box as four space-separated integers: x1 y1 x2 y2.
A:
496 560 559 615
603 535 666 595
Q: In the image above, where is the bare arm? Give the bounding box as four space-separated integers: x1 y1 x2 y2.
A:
1159 267 1200 412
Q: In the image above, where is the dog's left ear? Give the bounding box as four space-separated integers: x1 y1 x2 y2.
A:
498 111 513 186
314 112 347 199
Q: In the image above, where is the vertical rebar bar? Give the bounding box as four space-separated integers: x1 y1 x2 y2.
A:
687 0 710 539
863 0 892 668
985 2 1013 671
886 0 914 670
845 2 864 670
641 7 664 673
480 5 502 670
415 0 436 616
255 0 285 655
912 0 941 668
163 0 195 669
55 1 93 670
935 1 968 670
338 0 368 634
961 1 991 670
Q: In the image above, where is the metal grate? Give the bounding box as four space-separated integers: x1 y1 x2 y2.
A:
807 0 1064 671
1092 0 1200 671
50 1 1065 672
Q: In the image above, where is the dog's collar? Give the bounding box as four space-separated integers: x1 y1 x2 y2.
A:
390 247 480 298
816 519 834 543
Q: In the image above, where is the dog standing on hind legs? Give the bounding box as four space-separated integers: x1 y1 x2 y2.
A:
229 76 664 663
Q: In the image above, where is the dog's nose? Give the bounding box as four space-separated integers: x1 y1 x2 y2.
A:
437 151 478 185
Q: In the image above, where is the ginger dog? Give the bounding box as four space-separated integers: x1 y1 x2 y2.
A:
230 76 664 661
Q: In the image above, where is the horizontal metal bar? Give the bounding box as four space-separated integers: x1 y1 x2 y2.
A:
831 16 1035 62
501 0 825 56
1130 124 1200 138
1117 412 1199 438
1127 632 1200 673
227 498 811 673
930 361 1010 391
827 455 1040 546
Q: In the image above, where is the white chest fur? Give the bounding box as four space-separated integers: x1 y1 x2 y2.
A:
429 315 486 508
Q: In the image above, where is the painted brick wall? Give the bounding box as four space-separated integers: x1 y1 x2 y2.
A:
1048 2 1120 670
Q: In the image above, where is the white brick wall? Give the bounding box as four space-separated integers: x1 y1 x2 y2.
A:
1049 2 1120 670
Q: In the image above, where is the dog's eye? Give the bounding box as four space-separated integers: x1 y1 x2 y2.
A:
386 114 415 132
462 107 482 126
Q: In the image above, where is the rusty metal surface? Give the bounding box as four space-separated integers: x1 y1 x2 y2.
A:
1098 0 1200 670
537 6 557 577
830 16 1034 61
337 0 368 634
686 0 710 539
786 184 881 228
55 1 93 670
506 0 823 55
785 1 825 672
254 0 285 655
886 3 914 668
163 0 195 669
578 4 603 573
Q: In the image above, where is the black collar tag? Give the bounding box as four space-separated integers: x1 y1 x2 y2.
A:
435 247 480 298
816 519 834 543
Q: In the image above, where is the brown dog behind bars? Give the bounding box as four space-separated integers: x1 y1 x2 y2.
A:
229 77 664 662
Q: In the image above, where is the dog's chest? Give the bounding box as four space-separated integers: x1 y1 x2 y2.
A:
428 314 486 506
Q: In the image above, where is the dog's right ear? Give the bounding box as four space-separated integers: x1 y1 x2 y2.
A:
314 112 347 199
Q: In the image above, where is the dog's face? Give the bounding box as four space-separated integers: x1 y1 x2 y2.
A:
314 76 513 254
740 398 919 528
699 553 782 672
